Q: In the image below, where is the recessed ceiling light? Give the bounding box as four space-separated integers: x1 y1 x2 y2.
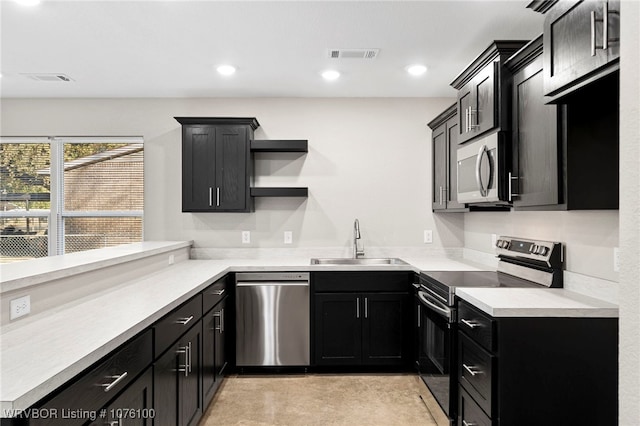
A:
407 64 428 76
321 70 340 81
14 0 41 6
216 65 236 76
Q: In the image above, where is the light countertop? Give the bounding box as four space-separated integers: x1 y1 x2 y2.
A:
456 287 619 318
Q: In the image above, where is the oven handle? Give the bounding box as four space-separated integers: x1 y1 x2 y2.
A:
418 291 452 321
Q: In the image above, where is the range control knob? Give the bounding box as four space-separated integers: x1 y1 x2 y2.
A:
502 240 510 250
538 246 549 256
530 244 539 254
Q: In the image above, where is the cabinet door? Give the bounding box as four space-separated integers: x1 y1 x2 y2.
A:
543 0 619 97
213 298 227 379
202 308 216 405
513 55 560 208
361 293 406 365
96 368 154 426
445 116 466 210
153 322 203 426
215 126 249 211
473 63 497 137
457 84 474 143
314 293 362 365
432 123 448 211
182 126 216 211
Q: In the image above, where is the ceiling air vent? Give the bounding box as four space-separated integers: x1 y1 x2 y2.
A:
22 73 74 82
328 48 379 59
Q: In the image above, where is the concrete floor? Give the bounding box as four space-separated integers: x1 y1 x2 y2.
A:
200 374 438 426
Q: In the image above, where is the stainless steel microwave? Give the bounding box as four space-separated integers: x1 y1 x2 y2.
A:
456 131 509 204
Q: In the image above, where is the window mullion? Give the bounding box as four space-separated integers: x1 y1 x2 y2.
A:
49 138 64 256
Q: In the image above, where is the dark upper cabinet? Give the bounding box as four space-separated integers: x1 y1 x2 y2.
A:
537 0 620 101
507 37 562 209
506 35 619 210
451 41 528 144
428 104 467 212
176 117 259 212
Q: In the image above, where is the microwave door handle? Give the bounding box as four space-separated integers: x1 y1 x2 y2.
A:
475 144 487 196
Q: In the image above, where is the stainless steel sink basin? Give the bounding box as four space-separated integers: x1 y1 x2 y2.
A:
310 257 409 265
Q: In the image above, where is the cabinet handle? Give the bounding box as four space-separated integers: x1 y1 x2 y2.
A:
101 371 128 392
469 108 479 130
460 318 480 329
364 297 368 319
439 186 443 205
187 341 192 374
213 310 222 331
465 106 470 133
417 305 421 328
177 345 189 377
463 363 481 376
211 289 225 296
508 172 520 201
591 10 598 56
216 187 220 207
175 315 194 326
356 297 360 319
462 421 478 426
603 1 609 50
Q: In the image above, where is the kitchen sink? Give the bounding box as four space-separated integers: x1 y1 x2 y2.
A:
310 257 409 265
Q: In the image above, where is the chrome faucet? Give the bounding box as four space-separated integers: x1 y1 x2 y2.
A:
353 219 365 258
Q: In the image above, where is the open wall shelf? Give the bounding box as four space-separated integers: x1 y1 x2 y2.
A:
250 140 308 152
250 187 308 197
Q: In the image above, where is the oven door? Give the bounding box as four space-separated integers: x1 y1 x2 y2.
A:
457 131 507 204
417 289 456 421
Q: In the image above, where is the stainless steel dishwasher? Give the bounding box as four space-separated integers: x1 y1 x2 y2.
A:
235 272 310 367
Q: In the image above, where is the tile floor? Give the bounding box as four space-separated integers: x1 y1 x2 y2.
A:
200 374 438 426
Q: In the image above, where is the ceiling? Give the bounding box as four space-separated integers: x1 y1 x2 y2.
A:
0 0 544 98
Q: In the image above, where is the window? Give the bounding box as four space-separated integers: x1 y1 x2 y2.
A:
0 137 143 263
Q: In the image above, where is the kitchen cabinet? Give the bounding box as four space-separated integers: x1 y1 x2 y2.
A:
456 299 618 426
313 272 412 367
153 320 203 426
451 41 527 144
176 117 259 212
506 36 562 209
536 0 620 101
91 368 154 426
203 297 228 405
31 331 153 426
428 104 467 212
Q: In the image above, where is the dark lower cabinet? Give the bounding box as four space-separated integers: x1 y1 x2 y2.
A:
92 368 154 426
314 292 407 366
457 299 618 426
153 321 203 426
202 297 228 405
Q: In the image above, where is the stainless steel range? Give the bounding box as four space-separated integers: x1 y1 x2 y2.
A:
415 236 563 424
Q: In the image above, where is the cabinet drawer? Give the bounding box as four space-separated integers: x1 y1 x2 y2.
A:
458 300 495 351
458 332 494 417
458 386 492 426
154 295 202 356
35 330 153 426
313 271 412 292
203 276 228 313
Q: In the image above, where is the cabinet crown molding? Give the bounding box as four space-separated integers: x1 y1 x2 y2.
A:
174 117 260 130
427 103 456 130
526 0 559 14
450 40 529 89
505 35 544 72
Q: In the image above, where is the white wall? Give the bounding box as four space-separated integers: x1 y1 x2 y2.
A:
619 0 640 421
0 97 463 252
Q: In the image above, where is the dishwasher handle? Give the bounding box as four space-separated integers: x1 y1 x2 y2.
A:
236 281 309 287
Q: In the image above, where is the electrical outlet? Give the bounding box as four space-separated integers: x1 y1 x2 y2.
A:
242 231 251 244
491 233 497 248
614 247 619 272
284 231 293 244
168 254 175 265
424 230 433 244
10 295 31 320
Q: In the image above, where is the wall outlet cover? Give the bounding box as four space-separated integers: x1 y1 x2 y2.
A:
10 295 31 320
242 231 251 244
424 230 433 244
284 231 293 244
614 247 619 272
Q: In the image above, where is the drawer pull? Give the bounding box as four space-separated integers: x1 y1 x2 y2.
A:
462 421 477 426
175 315 194 326
211 289 225 296
101 371 128 392
463 363 481 377
461 318 480 329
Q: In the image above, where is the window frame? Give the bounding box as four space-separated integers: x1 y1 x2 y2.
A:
0 136 144 258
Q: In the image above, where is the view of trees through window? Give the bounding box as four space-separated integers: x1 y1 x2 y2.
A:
0 139 144 263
